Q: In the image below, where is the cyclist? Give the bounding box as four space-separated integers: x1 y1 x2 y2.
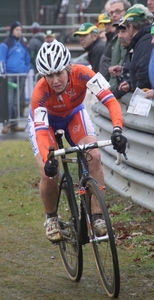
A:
28 40 127 243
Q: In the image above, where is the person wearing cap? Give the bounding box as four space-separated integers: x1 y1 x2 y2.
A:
98 14 116 80
29 22 45 73
0 21 30 134
131 3 154 22
109 17 131 99
107 0 131 90
73 22 105 73
118 6 153 93
97 14 107 42
45 30 56 43
145 22 154 99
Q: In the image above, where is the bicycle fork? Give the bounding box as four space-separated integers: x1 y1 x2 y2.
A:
79 193 109 244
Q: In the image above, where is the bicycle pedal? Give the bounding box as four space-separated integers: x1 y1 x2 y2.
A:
61 229 71 239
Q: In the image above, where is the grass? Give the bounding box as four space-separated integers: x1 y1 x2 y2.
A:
0 139 154 300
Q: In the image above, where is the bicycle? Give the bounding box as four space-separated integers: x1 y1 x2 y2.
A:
47 129 123 299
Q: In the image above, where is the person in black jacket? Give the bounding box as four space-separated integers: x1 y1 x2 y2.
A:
73 22 105 73
29 22 45 73
98 15 116 81
118 6 153 93
109 18 131 99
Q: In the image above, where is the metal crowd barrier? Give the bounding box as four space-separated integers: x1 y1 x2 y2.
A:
84 90 154 212
0 71 34 123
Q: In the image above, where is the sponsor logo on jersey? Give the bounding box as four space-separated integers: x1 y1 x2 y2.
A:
67 88 76 97
72 124 81 134
78 73 92 81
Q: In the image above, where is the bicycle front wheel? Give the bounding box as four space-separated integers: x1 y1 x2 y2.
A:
85 179 120 298
58 175 83 282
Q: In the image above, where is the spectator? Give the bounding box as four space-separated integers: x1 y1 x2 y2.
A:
108 0 131 89
29 22 45 73
98 14 115 81
97 14 107 42
131 3 153 22
45 30 56 43
119 6 153 93
110 17 131 99
0 21 30 134
146 22 154 98
73 22 106 72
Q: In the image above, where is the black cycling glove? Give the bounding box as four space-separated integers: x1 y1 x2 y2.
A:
111 126 127 154
44 159 58 178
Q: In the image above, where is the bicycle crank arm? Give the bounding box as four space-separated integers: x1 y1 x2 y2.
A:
60 229 77 245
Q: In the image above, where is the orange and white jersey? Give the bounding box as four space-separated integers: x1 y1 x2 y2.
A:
31 65 95 119
30 64 123 162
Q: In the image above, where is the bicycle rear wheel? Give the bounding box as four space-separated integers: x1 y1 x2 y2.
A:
58 175 83 282
85 179 120 298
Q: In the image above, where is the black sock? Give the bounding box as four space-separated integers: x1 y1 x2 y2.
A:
46 211 57 219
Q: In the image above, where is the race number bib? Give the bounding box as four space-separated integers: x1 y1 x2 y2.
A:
86 72 110 95
34 107 49 128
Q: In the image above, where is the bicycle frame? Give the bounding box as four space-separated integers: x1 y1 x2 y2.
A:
49 129 121 297
54 130 114 245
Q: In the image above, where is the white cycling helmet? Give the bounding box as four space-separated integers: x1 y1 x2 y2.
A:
36 40 71 76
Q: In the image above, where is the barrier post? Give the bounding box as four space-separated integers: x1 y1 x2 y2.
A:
0 75 8 123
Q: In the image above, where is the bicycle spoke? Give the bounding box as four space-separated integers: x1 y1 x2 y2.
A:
85 179 120 298
58 180 83 282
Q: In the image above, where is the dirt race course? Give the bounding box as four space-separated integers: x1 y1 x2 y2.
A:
0 140 154 300
1 196 154 300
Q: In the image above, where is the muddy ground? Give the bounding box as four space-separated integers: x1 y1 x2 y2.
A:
1 194 154 300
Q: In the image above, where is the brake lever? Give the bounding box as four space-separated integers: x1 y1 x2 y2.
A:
123 152 128 160
115 151 128 165
47 146 55 162
115 152 122 165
